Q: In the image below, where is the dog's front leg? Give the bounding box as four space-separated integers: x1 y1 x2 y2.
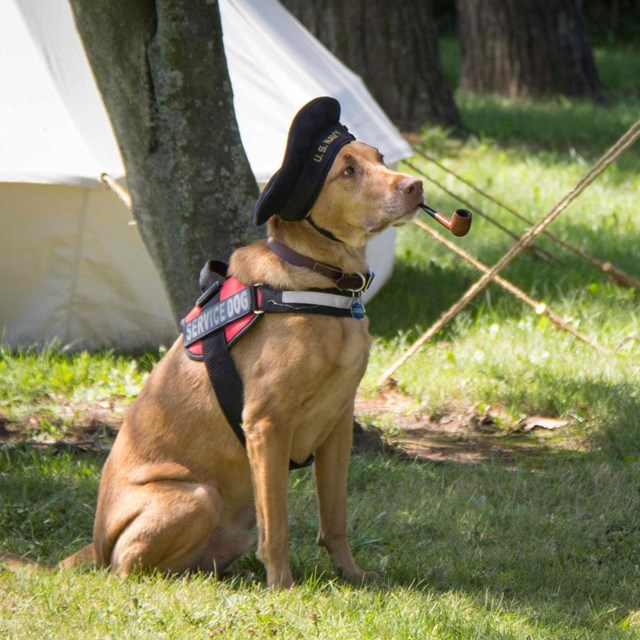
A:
314 409 379 584
245 418 294 588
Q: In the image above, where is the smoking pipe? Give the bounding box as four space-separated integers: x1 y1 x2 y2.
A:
420 204 472 237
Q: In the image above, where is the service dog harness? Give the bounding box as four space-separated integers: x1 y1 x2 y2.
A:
181 239 374 470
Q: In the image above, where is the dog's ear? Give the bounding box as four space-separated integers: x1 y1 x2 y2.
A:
253 97 355 226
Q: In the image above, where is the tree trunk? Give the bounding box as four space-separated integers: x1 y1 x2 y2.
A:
70 0 259 322
456 0 603 99
282 0 460 132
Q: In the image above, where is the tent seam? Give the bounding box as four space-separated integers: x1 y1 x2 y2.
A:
63 188 90 347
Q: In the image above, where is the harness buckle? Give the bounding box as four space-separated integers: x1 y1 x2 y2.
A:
251 284 265 314
196 281 221 307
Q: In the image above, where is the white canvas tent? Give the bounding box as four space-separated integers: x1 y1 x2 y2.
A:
0 0 412 350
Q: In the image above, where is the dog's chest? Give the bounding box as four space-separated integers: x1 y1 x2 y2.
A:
332 317 371 369
285 318 370 457
290 312 371 375
293 316 370 417
241 314 370 409
237 312 371 458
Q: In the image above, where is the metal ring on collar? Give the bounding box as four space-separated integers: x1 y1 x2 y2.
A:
336 270 374 293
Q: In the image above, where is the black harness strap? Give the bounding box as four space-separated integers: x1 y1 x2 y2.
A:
197 260 250 453
202 327 246 448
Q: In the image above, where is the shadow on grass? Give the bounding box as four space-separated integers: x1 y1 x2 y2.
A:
2 394 638 635
368 452 639 631
0 445 101 561
367 260 476 342
336 373 640 632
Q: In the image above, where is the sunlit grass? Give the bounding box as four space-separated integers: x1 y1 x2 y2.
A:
0 344 160 419
365 130 640 458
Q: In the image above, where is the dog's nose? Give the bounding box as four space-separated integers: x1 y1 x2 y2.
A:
398 176 423 196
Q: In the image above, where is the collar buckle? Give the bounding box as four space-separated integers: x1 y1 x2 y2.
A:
336 269 375 293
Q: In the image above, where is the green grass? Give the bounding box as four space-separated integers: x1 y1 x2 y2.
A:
2 42 640 640
439 37 640 97
438 37 640 155
0 346 157 417
1 450 640 638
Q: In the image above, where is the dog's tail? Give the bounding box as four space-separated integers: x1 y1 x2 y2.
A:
1 543 96 572
1 550 43 571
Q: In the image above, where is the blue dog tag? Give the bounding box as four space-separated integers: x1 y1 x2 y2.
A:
350 299 366 319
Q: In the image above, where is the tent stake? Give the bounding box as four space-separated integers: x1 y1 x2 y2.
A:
418 219 605 340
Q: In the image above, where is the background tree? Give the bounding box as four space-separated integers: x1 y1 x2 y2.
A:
282 0 460 132
584 0 640 43
70 0 259 322
456 0 603 99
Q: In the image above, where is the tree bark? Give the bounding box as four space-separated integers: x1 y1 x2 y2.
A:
456 0 603 99
70 0 259 322
282 0 460 132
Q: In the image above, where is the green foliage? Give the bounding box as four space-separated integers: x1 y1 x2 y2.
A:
364 44 640 463
439 37 640 99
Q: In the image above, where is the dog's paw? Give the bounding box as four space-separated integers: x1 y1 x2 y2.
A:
268 577 295 590
357 570 381 585
339 567 381 585
266 567 295 590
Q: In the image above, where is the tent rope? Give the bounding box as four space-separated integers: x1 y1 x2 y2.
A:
412 146 640 292
378 118 640 388
411 217 609 354
101 173 132 210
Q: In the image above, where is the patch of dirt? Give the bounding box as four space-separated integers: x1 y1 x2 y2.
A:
0 400 126 452
354 386 587 466
1 390 586 465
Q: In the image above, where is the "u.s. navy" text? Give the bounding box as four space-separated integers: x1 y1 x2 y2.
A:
313 130 341 163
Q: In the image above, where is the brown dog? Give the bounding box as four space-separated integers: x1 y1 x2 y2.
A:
8 105 423 586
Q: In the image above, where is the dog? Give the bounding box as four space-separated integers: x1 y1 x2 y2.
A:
9 98 423 588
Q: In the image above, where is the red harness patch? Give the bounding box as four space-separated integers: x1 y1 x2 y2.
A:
183 278 262 359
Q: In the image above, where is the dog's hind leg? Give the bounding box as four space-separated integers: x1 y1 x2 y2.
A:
198 503 256 575
106 481 223 575
314 409 379 584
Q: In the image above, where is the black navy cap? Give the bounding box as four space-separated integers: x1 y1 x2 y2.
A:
253 97 355 226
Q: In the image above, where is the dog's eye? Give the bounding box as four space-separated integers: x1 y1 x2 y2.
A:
343 165 355 177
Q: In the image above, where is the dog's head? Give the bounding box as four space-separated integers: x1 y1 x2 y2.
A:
253 97 423 247
306 141 423 246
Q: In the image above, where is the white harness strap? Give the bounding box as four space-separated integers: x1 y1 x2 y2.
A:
280 290 358 310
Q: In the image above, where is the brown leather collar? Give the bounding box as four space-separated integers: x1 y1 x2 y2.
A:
267 237 374 293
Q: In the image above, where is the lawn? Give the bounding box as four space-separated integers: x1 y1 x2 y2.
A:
1 43 639 639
